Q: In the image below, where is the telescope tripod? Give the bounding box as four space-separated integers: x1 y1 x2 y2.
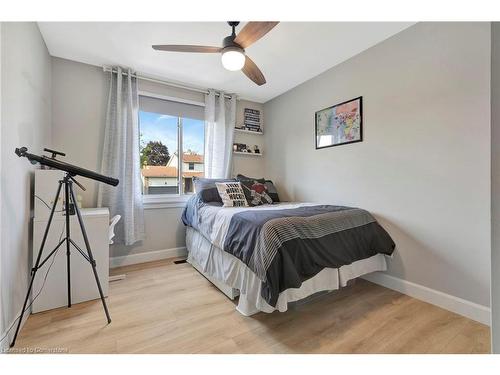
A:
10 172 111 347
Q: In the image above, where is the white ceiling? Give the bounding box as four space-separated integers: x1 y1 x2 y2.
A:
38 22 414 103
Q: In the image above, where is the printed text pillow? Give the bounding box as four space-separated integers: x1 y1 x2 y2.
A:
215 182 249 207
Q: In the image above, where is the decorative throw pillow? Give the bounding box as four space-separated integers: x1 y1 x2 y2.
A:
238 179 274 206
236 174 280 203
215 182 249 207
263 180 280 203
193 177 237 203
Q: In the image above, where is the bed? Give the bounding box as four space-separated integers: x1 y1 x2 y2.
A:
181 187 395 316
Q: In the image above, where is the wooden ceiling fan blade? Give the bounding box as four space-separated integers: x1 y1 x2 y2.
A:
242 55 266 86
234 22 279 48
152 45 222 53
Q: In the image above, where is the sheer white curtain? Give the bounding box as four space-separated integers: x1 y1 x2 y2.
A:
98 67 145 246
204 89 237 178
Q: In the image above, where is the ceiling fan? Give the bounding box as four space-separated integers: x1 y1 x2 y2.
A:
152 21 279 86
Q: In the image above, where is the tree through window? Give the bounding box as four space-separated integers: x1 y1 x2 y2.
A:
139 95 205 196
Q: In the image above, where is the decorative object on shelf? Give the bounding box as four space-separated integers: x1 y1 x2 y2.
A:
243 108 262 132
254 145 260 154
315 96 363 149
234 142 249 152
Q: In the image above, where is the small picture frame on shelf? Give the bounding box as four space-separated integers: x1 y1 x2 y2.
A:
233 143 247 152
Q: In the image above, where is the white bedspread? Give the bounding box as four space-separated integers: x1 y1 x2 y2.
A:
186 226 387 316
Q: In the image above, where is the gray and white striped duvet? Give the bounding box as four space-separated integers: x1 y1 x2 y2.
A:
250 208 376 281
182 197 395 306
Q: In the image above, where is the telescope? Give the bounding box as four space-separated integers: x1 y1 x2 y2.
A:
15 146 119 186
10 146 116 348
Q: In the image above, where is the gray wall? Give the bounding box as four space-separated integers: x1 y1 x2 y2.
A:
491 22 500 352
264 23 491 307
1 23 52 348
51 57 264 258
51 57 107 208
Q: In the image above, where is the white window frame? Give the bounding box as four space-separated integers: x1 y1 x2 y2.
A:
139 91 205 209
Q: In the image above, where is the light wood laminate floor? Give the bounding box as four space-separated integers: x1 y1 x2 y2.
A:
11 258 490 353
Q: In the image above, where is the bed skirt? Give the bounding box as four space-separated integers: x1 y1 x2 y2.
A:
186 227 387 316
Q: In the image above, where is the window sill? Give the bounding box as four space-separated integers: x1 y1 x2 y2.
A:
142 194 191 210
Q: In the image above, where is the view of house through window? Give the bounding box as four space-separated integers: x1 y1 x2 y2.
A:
139 96 205 195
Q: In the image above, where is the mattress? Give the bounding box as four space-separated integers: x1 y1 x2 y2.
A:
186 226 388 316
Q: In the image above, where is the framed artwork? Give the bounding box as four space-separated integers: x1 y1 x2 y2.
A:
315 96 363 149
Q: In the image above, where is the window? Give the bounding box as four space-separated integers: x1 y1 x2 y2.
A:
138 94 205 199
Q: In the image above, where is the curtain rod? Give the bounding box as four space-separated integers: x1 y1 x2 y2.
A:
102 66 236 100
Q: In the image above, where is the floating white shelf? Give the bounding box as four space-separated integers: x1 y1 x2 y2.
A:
233 151 263 157
234 128 264 135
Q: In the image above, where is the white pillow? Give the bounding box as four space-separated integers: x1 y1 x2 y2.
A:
215 182 249 207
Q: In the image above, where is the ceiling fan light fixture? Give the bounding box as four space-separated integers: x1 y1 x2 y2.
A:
221 47 245 71
152 21 279 85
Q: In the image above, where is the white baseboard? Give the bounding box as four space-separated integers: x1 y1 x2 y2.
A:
110 246 187 268
363 272 491 326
